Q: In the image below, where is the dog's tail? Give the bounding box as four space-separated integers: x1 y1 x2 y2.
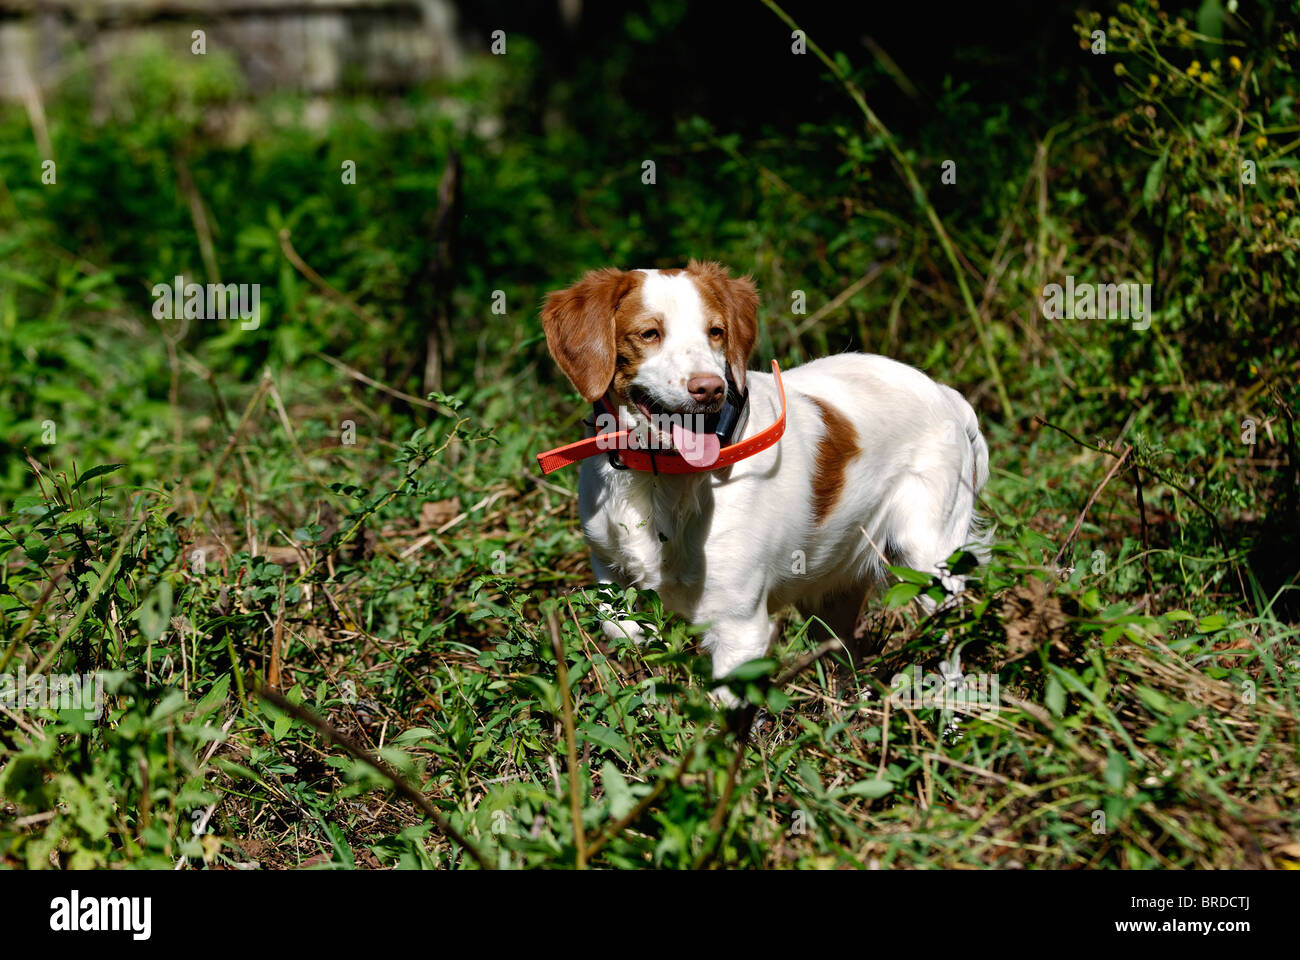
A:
941 386 992 560
941 385 989 496
969 418 990 498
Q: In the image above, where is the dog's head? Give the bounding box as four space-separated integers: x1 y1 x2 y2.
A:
540 261 758 429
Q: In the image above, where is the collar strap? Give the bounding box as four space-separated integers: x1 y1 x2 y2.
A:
536 360 786 476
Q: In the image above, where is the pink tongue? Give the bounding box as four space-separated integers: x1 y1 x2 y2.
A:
671 423 720 467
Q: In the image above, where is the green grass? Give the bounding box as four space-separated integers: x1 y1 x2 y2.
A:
1 1 1298 869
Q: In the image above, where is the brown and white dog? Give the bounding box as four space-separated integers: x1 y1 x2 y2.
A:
541 260 989 699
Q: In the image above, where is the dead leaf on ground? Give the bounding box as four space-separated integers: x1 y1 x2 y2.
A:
420 497 461 530
996 577 1070 664
1272 842 1300 870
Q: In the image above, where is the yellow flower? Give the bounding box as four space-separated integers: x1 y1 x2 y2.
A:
1228 55 1242 71
1255 135 1268 150
1114 62 1128 77
1148 73 1160 88
1187 60 1201 77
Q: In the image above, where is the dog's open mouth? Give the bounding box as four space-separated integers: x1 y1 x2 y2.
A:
627 387 673 422
627 386 724 420
624 387 724 467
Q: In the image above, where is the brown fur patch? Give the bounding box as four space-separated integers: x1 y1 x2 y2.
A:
807 396 860 524
609 284 663 400
684 259 758 390
540 269 644 401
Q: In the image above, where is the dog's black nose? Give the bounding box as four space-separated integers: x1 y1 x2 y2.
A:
687 373 725 403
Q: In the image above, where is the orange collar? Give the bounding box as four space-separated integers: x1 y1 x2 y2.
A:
536 360 787 476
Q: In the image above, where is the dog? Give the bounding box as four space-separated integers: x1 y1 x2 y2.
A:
539 260 989 699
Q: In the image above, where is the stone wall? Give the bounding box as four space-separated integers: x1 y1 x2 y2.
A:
0 0 465 101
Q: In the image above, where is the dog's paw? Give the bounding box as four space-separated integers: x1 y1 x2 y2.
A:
710 685 742 710
934 561 968 600
596 592 657 646
600 617 657 645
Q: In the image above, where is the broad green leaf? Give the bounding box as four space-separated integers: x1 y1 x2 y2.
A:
887 565 934 585
1105 750 1127 791
840 778 894 799
885 582 922 608
720 658 778 683
72 463 125 490
137 581 174 643
580 722 630 758
1045 676 1065 717
1135 685 1173 715
194 673 231 718
1142 145 1168 210
602 762 635 819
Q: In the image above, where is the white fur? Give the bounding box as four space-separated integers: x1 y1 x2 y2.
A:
577 271 990 693
632 269 727 412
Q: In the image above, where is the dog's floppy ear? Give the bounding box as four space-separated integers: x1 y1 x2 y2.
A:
541 268 636 401
687 259 758 392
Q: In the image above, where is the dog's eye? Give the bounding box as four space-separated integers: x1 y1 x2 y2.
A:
639 329 660 342
709 327 724 339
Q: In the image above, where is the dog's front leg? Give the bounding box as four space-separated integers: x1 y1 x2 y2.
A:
703 604 774 708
